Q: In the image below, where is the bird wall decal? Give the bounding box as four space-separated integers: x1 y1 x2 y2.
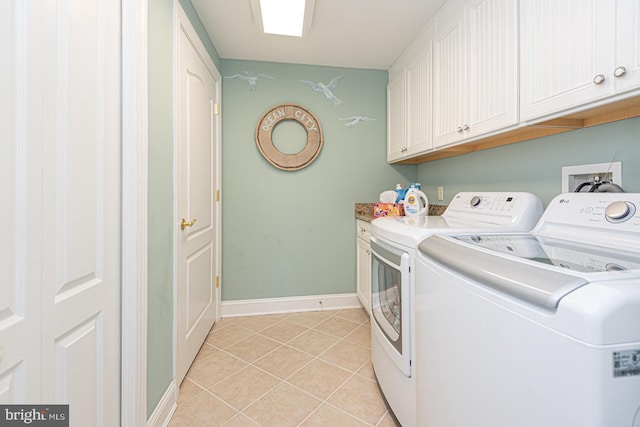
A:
300 75 344 105
224 71 275 91
339 116 376 127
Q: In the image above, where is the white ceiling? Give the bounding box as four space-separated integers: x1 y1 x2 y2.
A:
190 0 448 70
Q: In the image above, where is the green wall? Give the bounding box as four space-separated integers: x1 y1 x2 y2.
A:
147 0 174 417
221 59 414 301
147 0 222 418
416 117 640 206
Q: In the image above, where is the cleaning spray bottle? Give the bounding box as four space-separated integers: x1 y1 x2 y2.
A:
403 183 429 216
395 184 408 203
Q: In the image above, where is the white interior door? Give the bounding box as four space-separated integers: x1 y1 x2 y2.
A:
176 7 221 385
0 0 43 404
0 0 122 424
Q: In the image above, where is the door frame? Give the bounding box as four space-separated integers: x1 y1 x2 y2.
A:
173 0 223 386
121 0 149 425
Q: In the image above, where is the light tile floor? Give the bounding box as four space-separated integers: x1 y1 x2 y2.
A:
169 308 402 427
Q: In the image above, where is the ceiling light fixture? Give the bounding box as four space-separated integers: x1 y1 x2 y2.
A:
251 0 315 38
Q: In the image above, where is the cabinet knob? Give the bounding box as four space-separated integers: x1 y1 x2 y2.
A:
463 124 470 131
593 74 605 85
401 147 407 153
457 126 463 133
614 66 627 78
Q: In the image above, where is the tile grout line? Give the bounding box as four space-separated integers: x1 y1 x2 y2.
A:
174 309 386 426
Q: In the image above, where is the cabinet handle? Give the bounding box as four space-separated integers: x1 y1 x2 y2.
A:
457 126 463 133
463 124 470 131
614 66 627 78
593 74 605 85
401 147 408 153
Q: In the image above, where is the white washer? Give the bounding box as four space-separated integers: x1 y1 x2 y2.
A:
415 192 640 427
370 192 543 426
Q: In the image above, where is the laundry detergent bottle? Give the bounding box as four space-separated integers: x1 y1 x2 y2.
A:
403 185 429 216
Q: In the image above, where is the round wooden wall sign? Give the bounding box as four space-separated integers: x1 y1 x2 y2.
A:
255 104 323 171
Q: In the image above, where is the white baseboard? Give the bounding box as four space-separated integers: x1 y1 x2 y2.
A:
221 293 361 318
147 380 177 427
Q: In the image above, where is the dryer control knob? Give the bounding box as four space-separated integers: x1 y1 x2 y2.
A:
605 201 636 223
470 196 482 208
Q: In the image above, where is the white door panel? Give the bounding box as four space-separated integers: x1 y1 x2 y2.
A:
187 244 215 331
0 0 44 405
1 0 122 423
40 0 121 422
177 10 221 384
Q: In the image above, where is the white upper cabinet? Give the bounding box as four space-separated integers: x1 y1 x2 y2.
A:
387 70 407 162
467 0 518 136
405 42 434 156
433 0 518 147
520 0 640 122
387 0 639 164
433 0 468 147
387 24 435 162
614 0 640 93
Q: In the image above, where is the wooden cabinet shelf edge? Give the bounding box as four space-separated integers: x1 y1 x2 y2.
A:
393 94 640 165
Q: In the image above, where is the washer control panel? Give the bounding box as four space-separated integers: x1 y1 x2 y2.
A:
449 193 539 214
444 192 544 229
535 193 640 246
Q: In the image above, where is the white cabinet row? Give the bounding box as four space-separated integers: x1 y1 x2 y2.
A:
388 0 640 163
355 220 371 315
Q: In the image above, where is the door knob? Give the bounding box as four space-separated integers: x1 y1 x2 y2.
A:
180 218 197 230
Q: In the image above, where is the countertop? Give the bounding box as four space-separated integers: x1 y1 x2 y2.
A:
355 202 447 223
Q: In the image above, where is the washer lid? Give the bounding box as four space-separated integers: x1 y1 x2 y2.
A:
451 234 640 273
418 235 590 310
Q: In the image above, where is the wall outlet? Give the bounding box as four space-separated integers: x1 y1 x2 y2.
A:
562 162 622 192
437 186 444 201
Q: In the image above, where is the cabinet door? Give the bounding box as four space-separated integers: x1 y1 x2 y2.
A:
433 0 468 147
520 0 615 121
614 0 640 93
356 237 371 314
387 71 407 162
467 0 518 137
406 47 433 155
